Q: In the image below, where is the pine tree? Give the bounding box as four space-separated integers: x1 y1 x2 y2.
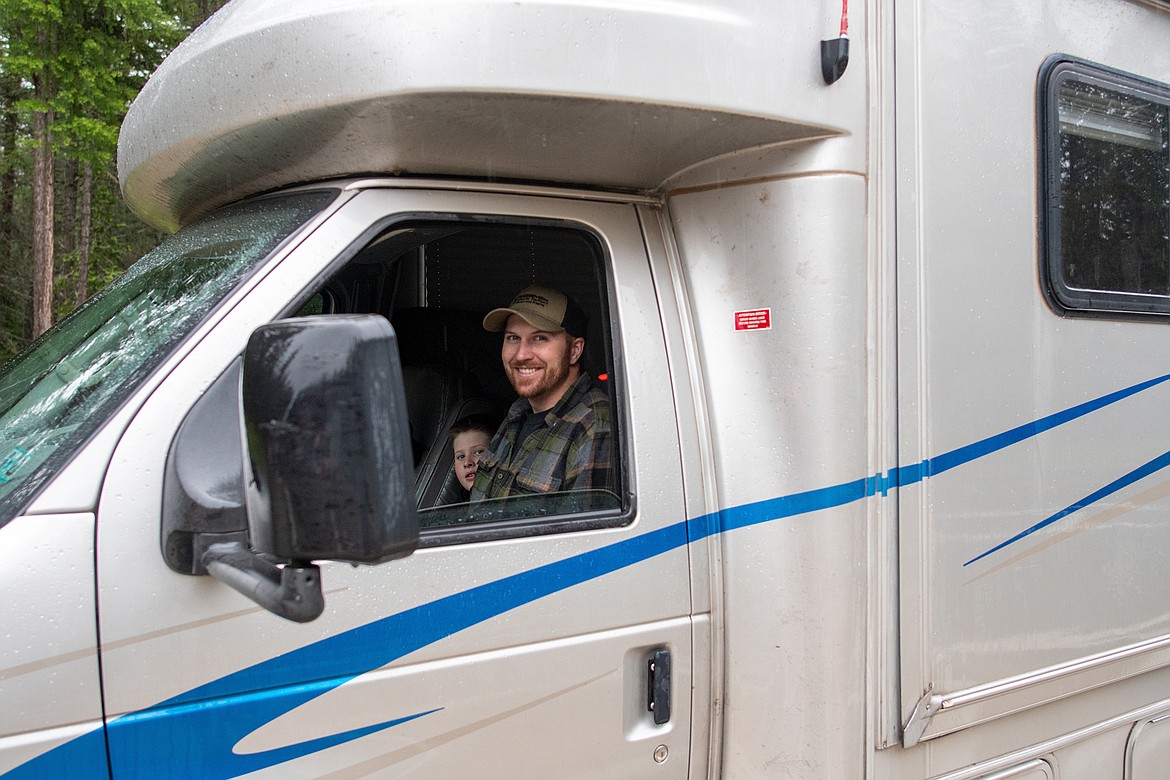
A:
0 0 209 353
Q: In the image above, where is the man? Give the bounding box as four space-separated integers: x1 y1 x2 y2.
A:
470 284 614 500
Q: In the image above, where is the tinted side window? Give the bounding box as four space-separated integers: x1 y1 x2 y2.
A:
1041 58 1170 316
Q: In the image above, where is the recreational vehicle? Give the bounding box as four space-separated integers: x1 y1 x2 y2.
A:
3 0 1170 777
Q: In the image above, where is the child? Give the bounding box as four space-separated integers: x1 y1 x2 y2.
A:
447 413 498 501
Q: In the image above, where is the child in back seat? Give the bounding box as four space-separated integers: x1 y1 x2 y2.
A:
446 413 498 504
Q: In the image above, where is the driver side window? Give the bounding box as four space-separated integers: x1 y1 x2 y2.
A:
302 217 625 544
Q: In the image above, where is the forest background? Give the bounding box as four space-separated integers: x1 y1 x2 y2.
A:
0 0 229 363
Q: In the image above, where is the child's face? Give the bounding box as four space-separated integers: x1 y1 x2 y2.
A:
452 430 491 490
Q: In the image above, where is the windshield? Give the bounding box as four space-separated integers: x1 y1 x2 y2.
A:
0 190 336 525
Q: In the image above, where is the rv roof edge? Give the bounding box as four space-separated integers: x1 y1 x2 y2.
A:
117 0 854 231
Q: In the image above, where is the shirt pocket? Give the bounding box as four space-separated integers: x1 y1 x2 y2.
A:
513 451 565 494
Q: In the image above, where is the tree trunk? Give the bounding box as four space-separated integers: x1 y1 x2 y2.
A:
0 74 18 260
30 73 55 338
60 158 77 250
0 73 27 356
58 157 77 312
195 1 229 25
76 161 92 305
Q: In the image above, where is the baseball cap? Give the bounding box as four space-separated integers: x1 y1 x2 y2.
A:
483 284 588 338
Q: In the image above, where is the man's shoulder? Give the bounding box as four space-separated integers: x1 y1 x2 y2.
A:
556 376 611 433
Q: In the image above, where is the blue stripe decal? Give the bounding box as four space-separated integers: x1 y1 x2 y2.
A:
701 372 1170 546
889 371 1170 490
104 522 691 779
5 372 1169 778
964 447 1170 567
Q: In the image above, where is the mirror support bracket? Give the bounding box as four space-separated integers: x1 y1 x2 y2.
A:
202 540 324 623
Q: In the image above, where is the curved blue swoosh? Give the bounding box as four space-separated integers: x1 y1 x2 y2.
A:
10 524 692 779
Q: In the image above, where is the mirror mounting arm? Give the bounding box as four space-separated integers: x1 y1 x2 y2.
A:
202 541 324 623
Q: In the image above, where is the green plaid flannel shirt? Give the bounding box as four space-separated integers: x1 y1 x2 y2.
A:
470 372 613 499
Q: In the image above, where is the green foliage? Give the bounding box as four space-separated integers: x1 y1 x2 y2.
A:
0 0 223 359
1 0 187 163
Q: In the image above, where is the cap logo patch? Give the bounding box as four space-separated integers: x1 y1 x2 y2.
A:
513 293 550 307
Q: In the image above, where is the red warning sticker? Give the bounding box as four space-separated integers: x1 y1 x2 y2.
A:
734 308 772 331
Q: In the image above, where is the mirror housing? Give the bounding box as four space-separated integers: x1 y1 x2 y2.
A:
161 357 247 575
240 314 418 564
201 314 418 622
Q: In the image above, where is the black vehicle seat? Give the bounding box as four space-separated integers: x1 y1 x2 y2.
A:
401 365 481 505
394 308 509 508
394 308 509 402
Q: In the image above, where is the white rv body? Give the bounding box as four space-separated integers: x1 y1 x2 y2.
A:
2 1 1170 778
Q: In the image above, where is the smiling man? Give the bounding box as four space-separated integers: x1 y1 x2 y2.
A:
470 284 614 500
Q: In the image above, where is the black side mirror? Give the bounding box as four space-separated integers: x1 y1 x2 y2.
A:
201 314 418 622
